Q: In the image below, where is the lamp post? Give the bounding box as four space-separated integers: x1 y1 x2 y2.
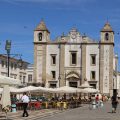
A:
58 76 61 87
5 40 11 77
58 40 61 87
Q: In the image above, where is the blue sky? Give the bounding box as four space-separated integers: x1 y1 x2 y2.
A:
0 0 120 70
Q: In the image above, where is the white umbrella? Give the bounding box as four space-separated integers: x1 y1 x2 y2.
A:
55 86 78 93
82 88 99 93
13 86 53 93
10 87 19 93
14 86 38 93
30 86 58 93
78 81 93 88
0 88 3 94
0 87 19 94
0 75 21 85
1 85 11 108
0 75 21 109
37 87 57 93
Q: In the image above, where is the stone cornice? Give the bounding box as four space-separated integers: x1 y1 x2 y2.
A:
33 42 114 46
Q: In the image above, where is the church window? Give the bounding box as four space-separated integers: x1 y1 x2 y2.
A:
51 54 56 65
51 71 56 79
70 52 77 65
91 71 96 80
90 54 96 65
38 33 42 41
105 33 109 40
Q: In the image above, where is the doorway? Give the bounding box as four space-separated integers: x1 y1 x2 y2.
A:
69 82 77 88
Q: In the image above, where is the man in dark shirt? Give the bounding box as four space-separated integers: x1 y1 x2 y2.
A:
111 95 118 113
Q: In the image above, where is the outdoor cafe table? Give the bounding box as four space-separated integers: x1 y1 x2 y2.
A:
16 101 42 110
41 101 68 109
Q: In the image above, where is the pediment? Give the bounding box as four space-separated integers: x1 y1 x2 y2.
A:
66 73 79 79
66 71 80 79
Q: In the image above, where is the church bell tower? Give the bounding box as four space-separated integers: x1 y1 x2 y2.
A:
33 20 50 86
99 22 114 95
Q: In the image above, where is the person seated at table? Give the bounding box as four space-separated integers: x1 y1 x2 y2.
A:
78 96 81 101
51 97 55 101
89 96 92 102
56 100 60 109
83 96 88 102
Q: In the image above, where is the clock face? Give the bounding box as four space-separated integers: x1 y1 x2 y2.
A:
71 33 77 39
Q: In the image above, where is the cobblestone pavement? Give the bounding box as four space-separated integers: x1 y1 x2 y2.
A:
0 101 120 120
0 109 62 120
39 101 120 120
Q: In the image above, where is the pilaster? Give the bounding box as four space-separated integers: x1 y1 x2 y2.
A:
99 44 104 93
81 44 86 84
60 44 65 87
33 44 37 83
42 45 47 85
109 45 114 90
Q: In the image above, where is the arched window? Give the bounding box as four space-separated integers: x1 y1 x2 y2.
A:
105 33 109 40
38 33 42 41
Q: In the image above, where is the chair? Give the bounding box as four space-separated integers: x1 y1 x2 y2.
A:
0 104 2 112
34 102 41 110
16 102 23 110
29 102 35 110
63 102 67 109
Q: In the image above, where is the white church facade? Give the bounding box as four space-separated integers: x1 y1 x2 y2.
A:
33 20 118 95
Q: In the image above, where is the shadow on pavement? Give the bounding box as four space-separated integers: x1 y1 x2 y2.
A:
108 112 114 113
0 118 13 120
0 115 6 118
0 116 13 120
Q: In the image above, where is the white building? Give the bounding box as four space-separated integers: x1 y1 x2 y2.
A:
26 64 34 85
117 72 120 97
33 20 119 95
0 55 29 85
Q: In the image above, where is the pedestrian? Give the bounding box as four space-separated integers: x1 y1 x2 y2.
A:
21 92 30 117
111 95 118 113
95 94 99 107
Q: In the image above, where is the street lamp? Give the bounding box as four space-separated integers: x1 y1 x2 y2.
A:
58 76 61 87
58 40 61 87
5 40 11 77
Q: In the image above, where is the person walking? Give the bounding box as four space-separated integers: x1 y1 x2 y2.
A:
111 95 118 113
21 92 30 117
95 94 99 108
